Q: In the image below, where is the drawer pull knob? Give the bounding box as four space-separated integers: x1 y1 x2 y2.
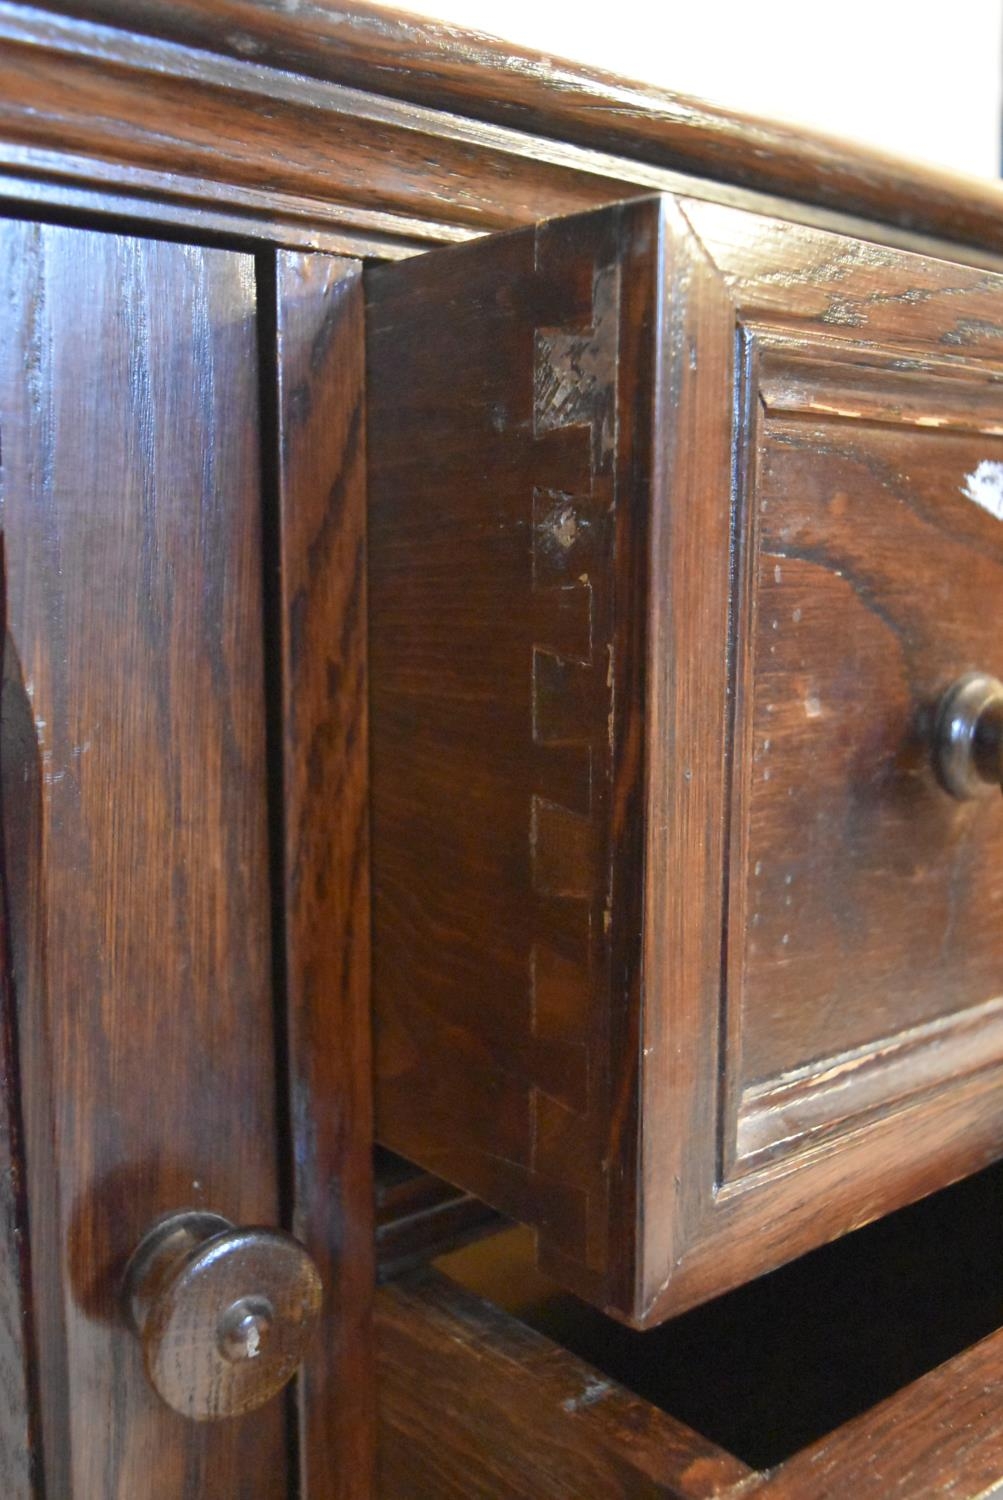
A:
934 673 1003 800
122 1209 323 1421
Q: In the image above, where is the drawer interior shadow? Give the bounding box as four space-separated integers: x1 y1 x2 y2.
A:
433 1161 1003 1469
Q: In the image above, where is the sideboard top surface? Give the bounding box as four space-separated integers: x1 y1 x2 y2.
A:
3 0 1003 263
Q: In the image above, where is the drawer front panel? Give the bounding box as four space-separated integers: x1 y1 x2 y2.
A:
727 341 1003 1172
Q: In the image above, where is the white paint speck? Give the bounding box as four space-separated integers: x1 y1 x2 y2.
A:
774 564 783 583
792 608 802 624
562 1378 614 1414
805 692 822 719
962 460 1003 522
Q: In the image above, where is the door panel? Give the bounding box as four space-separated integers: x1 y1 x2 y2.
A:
0 222 285 1495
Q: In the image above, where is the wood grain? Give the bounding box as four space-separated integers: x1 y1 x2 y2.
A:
641 195 1003 1321
270 250 374 1500
26 0 1003 261
0 221 285 1495
747 1323 1003 1498
123 1212 324 1424
2 6 1003 275
0 634 36 1498
733 373 1003 1115
376 1269 750 1500
380 1253 1003 1500
368 189 1003 1328
0 6 627 239
4 6 1003 1488
367 198 659 1318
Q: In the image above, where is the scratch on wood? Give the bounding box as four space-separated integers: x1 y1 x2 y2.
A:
525 249 623 1274
534 263 620 470
534 494 588 560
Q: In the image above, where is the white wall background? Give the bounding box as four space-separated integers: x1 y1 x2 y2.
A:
379 0 1003 180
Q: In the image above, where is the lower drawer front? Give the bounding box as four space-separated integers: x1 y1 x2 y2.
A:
366 192 1003 1325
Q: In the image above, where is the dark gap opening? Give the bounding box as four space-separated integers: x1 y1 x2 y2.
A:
254 248 301 1500
420 1155 1003 1469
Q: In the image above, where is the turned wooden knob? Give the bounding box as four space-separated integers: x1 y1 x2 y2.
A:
934 673 1003 800
122 1209 323 1421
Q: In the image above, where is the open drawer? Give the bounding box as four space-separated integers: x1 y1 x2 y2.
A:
366 193 1003 1326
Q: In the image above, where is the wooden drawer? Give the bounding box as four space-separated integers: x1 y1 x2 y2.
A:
366 194 1003 1326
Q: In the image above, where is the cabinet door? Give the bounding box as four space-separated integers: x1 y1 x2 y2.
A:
367 194 1003 1327
0 225 371 1496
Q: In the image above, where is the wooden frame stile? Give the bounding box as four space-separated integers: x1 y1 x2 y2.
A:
0 225 287 1494
268 250 374 1500
636 198 741 1320
0 748 37 1500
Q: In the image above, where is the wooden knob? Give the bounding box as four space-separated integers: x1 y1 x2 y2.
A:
122 1209 323 1421
934 673 1003 800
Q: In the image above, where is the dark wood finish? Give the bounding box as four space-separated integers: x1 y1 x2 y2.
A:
26 0 1003 262
368 192 1003 1327
4 2 1003 1489
747 1325 1003 1498
674 196 1003 1318
0 767 35 1495
367 198 657 1319
123 1210 323 1422
0 220 285 1494
2 6 1003 275
728 347 1003 1117
440 1162 1003 1471
270 251 374 1500
379 1254 1003 1500
0 4 620 249
375 1269 750 1500
375 1152 504 1282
